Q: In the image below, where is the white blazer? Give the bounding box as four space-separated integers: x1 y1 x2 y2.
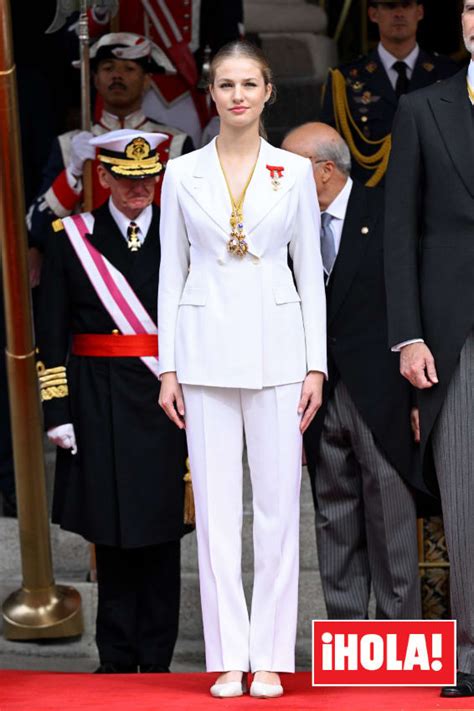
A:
158 137 327 389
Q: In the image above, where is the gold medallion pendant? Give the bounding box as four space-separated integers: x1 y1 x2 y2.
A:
227 209 249 257
218 144 259 259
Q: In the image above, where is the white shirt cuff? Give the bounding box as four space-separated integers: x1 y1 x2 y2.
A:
391 338 424 353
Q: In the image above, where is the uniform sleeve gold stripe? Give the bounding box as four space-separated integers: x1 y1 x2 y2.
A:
40 378 68 389
40 385 69 402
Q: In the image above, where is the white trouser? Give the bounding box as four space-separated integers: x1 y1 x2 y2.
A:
182 383 303 673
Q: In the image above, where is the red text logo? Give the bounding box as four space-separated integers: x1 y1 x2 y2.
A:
312 620 456 686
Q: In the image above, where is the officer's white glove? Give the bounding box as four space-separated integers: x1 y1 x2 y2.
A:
69 131 95 177
47 424 78 455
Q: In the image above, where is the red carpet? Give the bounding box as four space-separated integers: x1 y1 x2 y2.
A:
1 671 474 710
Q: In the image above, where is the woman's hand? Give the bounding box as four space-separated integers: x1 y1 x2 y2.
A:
298 371 324 434
159 372 186 429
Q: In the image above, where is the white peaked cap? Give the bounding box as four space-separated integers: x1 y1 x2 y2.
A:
73 32 176 74
89 129 168 152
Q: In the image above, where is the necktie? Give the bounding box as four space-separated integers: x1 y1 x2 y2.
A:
321 212 336 278
127 221 141 252
393 61 409 99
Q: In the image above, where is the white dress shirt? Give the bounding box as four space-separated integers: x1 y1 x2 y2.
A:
377 42 419 90
108 197 152 245
323 177 353 262
468 60 474 103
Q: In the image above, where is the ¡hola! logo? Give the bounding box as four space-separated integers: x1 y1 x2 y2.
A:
312 620 456 686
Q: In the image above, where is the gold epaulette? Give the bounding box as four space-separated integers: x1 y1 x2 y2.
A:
36 361 68 401
330 68 391 188
52 218 64 233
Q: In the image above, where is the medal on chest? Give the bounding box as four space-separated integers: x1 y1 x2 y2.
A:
266 164 285 191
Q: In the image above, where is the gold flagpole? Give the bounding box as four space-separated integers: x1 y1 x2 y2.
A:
79 0 93 211
0 0 82 639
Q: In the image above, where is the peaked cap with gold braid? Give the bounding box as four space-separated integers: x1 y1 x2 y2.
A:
90 129 167 179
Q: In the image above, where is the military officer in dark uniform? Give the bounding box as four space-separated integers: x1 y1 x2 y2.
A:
320 0 458 186
36 129 190 674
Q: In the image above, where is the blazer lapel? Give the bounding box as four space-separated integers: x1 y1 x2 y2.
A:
90 202 132 278
245 139 296 238
181 138 296 256
181 138 232 239
327 182 374 324
429 68 474 198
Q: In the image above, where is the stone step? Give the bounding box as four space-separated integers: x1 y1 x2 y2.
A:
0 467 319 578
0 575 321 671
245 0 327 35
261 33 336 84
0 566 326 641
0 508 319 577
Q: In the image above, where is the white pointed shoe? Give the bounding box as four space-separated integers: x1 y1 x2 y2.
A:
250 680 284 698
210 675 248 698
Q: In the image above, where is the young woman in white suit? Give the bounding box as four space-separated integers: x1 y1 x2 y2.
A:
158 40 326 698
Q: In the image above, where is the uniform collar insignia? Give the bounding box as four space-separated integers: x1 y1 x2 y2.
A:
422 62 435 72
365 61 378 73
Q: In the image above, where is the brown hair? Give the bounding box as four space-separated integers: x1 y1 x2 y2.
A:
209 40 276 139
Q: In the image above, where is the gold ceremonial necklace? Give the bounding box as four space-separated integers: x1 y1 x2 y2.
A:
217 147 259 258
467 78 474 105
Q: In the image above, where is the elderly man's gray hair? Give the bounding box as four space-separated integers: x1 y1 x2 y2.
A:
316 134 352 177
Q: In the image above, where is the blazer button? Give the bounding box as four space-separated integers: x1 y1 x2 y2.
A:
329 336 337 344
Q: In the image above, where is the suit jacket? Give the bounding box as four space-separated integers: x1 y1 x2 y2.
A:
304 181 425 492
36 203 189 548
320 47 458 185
385 68 474 488
158 137 327 388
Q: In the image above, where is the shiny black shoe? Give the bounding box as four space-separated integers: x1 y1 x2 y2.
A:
140 665 170 673
94 663 137 674
441 671 474 697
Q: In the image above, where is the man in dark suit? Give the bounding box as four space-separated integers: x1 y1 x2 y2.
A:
320 0 458 186
283 122 423 620
36 130 189 673
384 2 474 697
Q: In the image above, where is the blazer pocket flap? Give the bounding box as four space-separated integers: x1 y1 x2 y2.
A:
179 286 207 306
273 286 301 304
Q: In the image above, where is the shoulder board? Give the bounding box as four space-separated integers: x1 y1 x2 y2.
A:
52 218 64 233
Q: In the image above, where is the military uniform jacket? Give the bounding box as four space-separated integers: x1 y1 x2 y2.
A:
28 110 193 251
36 202 188 548
320 47 458 185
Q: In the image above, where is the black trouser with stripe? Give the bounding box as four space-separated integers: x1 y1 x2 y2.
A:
95 541 180 669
